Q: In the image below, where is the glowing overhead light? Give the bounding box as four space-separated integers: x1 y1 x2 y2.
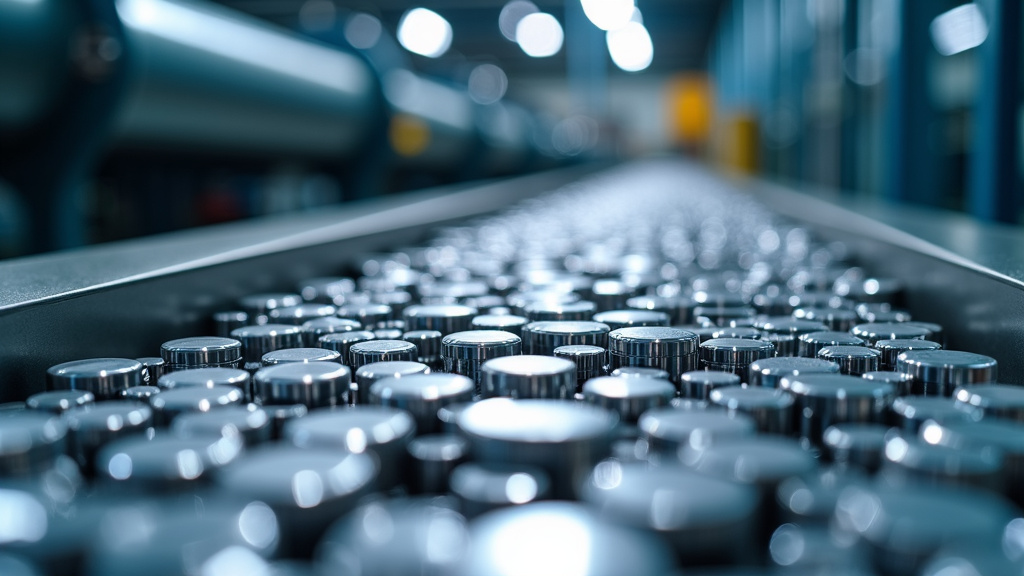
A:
397 7 452 58
344 12 382 50
606 21 653 72
499 0 539 42
581 0 635 31
516 12 563 58
930 3 988 56
468 64 508 104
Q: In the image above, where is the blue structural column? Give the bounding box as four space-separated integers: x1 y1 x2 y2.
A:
839 0 859 193
565 0 607 115
968 0 1022 222
883 0 943 205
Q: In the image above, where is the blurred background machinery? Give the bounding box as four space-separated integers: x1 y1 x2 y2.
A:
0 0 1020 256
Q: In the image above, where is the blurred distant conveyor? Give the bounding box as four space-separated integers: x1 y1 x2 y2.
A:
0 0 554 253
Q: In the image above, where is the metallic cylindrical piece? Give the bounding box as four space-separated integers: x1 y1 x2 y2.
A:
817 345 881 376
261 347 341 366
441 330 522 386
63 401 152 473
284 407 416 489
855 303 910 323
46 358 144 399
252 362 350 408
873 339 942 371
780 374 894 446
374 328 402 339
626 295 688 325
753 291 800 316
136 357 168 386
693 306 758 327
554 345 607 391
267 404 307 439
775 469 863 528
822 423 891 472
231 325 305 366
354 361 431 405
318 331 376 366
0 413 67 477
402 305 478 336
833 484 1017 576
337 303 393 328
610 366 671 380
372 291 413 315
592 310 671 331
471 314 529 337
238 293 303 317
897 350 998 396
920 418 1024 506
25 390 94 414
582 376 675 422
268 303 337 325
891 395 982 432
904 321 945 346
851 322 931 346
582 461 759 565
212 311 249 338
349 340 419 371
94 433 242 491
709 385 795 434
459 502 674 576
315 499 470 576
834 276 904 304
161 336 244 370
436 401 473 434
748 357 841 388
369 373 474 434
507 290 579 316
953 383 1024 422
699 338 776 381
679 438 817 538
679 434 815 483
710 326 762 340
157 367 250 396
522 321 611 355
122 386 161 401
591 279 640 311
524 300 598 322
406 433 470 494
457 399 618 498
402 330 443 370
680 370 741 399
148 385 245 425
798 331 864 358
214 446 378 557
449 462 552 517
862 371 914 396
171 405 272 446
755 318 829 357
297 276 356 304
608 326 700 383
792 307 859 332
480 355 576 399
880 436 1004 492
301 317 362 346
638 406 756 455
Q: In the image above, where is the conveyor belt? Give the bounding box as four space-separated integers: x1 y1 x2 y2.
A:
3 159 1024 576
3 160 1022 401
